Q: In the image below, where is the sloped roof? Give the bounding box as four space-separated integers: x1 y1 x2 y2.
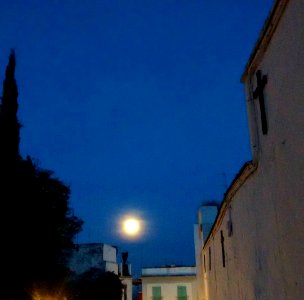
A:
203 161 257 249
241 0 290 82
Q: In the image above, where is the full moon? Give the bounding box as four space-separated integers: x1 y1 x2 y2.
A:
118 213 146 240
122 217 141 236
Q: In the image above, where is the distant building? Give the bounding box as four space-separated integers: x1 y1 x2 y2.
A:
120 251 133 300
120 276 132 300
69 243 118 275
141 265 197 300
197 205 218 243
69 243 133 300
195 0 304 299
194 205 218 300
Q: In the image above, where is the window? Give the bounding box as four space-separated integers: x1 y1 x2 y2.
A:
221 230 226 267
253 70 268 135
152 286 161 300
203 254 206 272
209 246 211 271
177 286 187 300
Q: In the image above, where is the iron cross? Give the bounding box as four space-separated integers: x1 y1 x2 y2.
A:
253 70 268 135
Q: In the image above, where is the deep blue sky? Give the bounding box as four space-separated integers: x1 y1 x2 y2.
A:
0 0 273 277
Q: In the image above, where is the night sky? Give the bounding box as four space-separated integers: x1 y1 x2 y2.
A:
0 0 273 277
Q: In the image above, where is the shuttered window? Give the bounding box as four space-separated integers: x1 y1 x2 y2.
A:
177 285 187 300
152 286 161 300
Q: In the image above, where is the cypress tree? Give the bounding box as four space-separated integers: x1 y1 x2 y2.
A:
0 51 83 300
0 49 21 164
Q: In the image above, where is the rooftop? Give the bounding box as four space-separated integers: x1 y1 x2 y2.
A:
241 0 290 81
141 265 196 277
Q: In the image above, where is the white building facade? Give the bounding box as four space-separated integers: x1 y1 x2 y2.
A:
69 243 118 275
195 0 304 299
69 243 133 300
141 266 197 300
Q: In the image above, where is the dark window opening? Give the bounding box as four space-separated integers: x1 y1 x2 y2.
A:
209 247 211 271
221 230 226 268
253 70 268 135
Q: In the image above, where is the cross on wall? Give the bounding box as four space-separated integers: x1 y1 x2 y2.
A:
253 70 268 135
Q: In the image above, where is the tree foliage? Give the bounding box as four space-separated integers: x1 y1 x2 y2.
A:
67 268 123 300
0 51 83 299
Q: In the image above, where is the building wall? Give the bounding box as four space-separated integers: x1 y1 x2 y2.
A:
142 266 196 277
105 261 119 274
194 206 218 300
194 225 204 300
121 277 133 300
197 0 304 299
142 276 197 300
69 243 118 275
103 244 117 262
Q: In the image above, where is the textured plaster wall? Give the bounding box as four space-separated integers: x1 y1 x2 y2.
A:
69 243 118 275
194 206 218 300
105 261 119 274
142 276 197 300
103 244 117 262
121 277 133 300
194 225 205 300
142 266 196 276
198 0 304 299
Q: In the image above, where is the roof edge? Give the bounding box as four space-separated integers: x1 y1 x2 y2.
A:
203 161 258 249
141 274 196 278
241 0 290 82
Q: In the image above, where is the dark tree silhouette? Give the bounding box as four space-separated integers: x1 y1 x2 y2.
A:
0 50 20 164
0 50 83 299
68 269 123 300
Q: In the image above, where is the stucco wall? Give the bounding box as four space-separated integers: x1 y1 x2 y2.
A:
105 261 119 274
121 277 133 300
142 266 196 277
69 243 118 275
244 0 304 297
142 276 197 300
103 244 117 262
194 206 218 300
197 0 304 299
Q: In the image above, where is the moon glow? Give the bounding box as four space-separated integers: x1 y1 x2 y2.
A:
123 217 140 236
119 214 146 240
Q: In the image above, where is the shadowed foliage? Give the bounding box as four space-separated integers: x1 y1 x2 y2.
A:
67 268 123 300
0 51 83 299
